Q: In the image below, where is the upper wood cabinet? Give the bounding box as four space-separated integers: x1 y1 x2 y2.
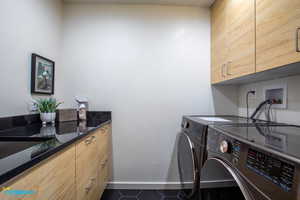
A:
256 0 300 72
211 0 255 84
211 0 228 83
226 0 255 79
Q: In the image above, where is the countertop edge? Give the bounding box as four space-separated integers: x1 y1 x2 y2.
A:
0 120 112 187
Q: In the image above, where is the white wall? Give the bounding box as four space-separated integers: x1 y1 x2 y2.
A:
238 73 300 125
0 0 63 117
0 1 239 188
61 3 238 187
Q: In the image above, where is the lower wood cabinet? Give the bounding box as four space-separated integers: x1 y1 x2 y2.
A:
0 144 76 200
0 123 112 200
37 145 76 200
76 123 112 200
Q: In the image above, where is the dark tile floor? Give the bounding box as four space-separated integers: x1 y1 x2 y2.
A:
101 187 245 200
101 190 183 200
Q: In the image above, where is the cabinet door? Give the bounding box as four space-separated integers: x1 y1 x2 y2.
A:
256 0 300 72
76 133 99 200
0 169 39 200
106 125 113 182
37 145 76 200
98 155 109 198
226 0 255 79
96 124 112 198
0 146 76 200
211 0 228 84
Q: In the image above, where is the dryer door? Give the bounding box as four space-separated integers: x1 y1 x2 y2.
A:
177 131 199 199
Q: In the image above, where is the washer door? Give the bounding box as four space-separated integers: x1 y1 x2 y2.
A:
177 132 199 199
202 158 268 200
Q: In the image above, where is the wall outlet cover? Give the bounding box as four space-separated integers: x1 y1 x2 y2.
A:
263 83 287 109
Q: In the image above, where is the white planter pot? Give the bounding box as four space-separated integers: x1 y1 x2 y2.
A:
40 112 56 125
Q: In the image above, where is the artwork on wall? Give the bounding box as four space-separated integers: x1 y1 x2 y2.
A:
31 54 55 95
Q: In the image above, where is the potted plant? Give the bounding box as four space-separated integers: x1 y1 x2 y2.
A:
35 98 62 125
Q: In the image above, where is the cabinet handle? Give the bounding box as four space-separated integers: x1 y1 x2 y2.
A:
102 127 108 134
85 135 96 145
85 138 92 145
296 27 300 52
101 159 108 168
85 177 96 193
226 61 233 75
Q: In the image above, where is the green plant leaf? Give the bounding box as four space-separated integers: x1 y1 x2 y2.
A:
34 98 63 113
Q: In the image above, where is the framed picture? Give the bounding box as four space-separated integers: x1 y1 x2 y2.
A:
31 54 55 95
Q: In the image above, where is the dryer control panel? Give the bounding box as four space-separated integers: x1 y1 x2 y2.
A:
246 148 295 192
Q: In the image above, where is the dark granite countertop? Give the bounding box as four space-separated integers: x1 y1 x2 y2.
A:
0 111 111 185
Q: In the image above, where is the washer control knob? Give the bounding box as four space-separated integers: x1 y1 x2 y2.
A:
220 140 230 153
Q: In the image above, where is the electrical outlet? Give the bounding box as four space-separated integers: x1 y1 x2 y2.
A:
27 101 38 112
248 88 256 99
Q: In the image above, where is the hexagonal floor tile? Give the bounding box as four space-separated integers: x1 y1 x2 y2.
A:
157 190 180 198
119 197 138 200
162 198 179 200
101 189 121 200
137 190 162 200
119 190 141 197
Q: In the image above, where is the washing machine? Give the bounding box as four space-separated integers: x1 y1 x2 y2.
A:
204 123 300 200
177 115 286 200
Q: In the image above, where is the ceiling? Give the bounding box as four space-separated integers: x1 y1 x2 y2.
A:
63 0 215 7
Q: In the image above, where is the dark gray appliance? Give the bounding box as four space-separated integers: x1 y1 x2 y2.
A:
177 115 274 199
205 124 300 200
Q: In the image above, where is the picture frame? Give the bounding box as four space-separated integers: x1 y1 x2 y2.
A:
31 54 55 95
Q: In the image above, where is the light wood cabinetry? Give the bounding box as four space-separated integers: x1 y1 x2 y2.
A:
226 0 255 79
0 123 112 200
76 123 111 200
76 132 99 200
211 0 228 83
96 124 112 198
256 0 300 72
0 167 40 200
0 145 76 200
37 145 76 200
211 0 300 84
211 0 255 84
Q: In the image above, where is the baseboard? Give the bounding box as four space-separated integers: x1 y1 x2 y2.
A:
107 181 185 190
107 179 236 190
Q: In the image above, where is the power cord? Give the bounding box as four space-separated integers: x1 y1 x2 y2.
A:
246 90 256 120
267 102 273 122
